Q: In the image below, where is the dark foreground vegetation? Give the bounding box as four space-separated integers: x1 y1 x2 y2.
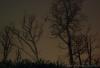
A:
0 60 99 68
0 60 66 68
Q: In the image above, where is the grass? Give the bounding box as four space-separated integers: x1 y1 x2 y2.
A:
0 59 66 68
0 59 99 68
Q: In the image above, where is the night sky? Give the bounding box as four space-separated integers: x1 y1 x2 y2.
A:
0 0 100 61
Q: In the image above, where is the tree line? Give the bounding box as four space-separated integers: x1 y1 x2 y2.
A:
0 0 99 67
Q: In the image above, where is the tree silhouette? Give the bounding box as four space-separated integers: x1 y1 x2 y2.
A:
9 15 43 61
56 26 99 66
72 29 94 65
0 26 13 62
48 0 84 65
79 29 99 65
16 47 22 63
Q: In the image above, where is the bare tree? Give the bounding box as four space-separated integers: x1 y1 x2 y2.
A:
48 0 84 65
81 30 99 65
16 47 22 63
72 27 100 66
72 33 83 65
0 26 13 62
10 15 43 61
